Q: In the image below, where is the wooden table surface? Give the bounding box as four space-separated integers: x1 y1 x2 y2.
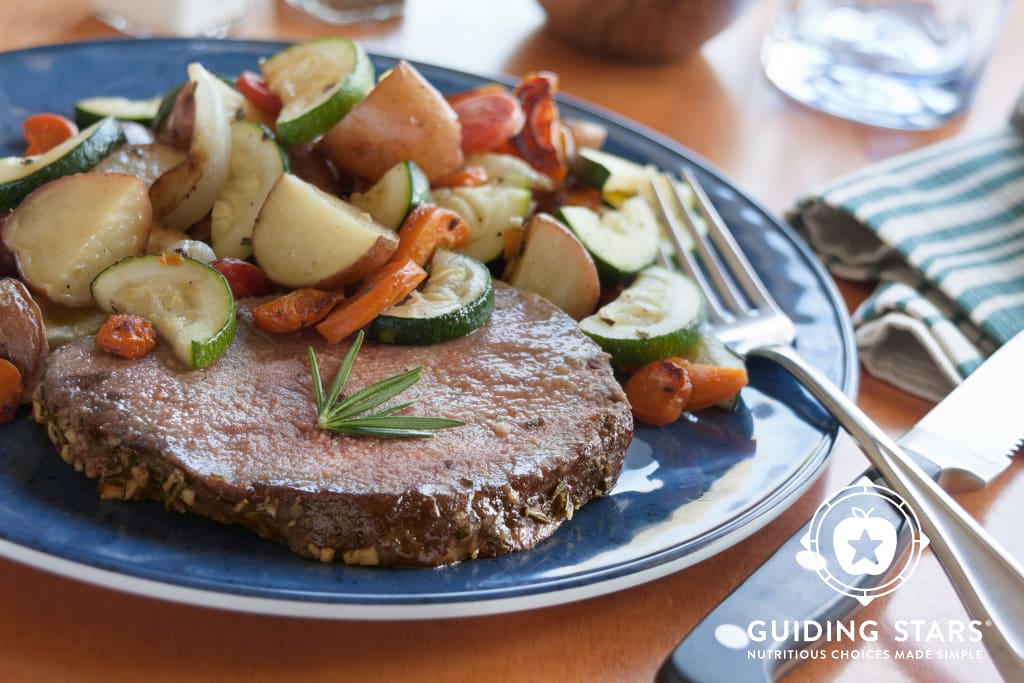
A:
1 1 1021 681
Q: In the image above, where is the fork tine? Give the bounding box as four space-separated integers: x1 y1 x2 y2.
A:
680 168 779 314
648 176 732 324
663 173 751 317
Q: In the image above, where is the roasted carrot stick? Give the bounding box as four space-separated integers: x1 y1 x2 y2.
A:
253 288 345 334
673 359 748 412
503 223 526 263
390 204 471 267
316 259 427 344
624 358 693 426
23 113 78 156
95 314 158 360
0 358 23 424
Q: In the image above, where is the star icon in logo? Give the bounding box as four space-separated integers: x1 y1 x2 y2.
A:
805 484 929 605
848 529 884 564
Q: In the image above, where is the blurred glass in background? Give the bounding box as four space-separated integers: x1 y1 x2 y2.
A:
93 0 250 37
284 0 405 25
761 0 1010 130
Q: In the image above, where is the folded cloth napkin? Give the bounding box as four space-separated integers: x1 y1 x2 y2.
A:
789 116 1024 402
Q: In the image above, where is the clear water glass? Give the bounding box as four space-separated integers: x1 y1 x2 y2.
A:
93 0 249 37
761 0 1010 130
285 0 404 25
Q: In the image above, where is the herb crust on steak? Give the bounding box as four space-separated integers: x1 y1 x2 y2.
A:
34 283 633 567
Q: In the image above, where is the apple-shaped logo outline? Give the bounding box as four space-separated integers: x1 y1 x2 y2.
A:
804 483 928 605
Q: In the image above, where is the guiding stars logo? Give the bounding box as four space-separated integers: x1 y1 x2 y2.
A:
709 481 985 665
796 482 929 605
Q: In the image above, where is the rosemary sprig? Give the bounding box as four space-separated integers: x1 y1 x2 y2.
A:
307 330 465 438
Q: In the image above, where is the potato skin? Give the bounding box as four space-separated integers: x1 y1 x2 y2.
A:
312 233 398 290
505 213 600 321
0 277 47 398
251 174 399 290
321 61 464 183
0 212 16 276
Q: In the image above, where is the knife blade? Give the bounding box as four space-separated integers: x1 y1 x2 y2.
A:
656 331 1024 683
898 333 1022 492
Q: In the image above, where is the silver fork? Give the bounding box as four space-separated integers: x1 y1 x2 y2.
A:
648 170 1024 680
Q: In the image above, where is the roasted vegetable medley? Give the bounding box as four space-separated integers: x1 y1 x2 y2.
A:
0 37 747 428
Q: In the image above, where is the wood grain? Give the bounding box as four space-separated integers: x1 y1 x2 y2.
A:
0 2 1021 682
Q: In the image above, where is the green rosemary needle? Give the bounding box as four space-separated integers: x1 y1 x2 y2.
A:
307 330 465 438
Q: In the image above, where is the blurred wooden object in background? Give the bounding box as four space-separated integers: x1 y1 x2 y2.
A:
537 0 754 61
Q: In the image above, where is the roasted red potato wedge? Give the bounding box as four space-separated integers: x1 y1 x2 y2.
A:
321 61 463 183
0 277 47 398
1 172 151 307
504 213 600 320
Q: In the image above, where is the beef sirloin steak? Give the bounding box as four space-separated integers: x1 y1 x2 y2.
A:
34 283 633 566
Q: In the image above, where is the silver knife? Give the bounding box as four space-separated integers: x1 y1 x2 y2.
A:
657 331 1024 683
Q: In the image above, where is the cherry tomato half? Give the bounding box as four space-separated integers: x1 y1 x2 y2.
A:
234 70 283 118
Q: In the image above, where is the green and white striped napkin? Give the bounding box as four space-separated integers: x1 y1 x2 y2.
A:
789 124 1024 402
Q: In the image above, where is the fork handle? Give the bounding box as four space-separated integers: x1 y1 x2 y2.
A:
752 343 1024 680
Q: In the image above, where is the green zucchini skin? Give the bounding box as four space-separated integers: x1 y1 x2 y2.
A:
263 37 375 147
0 117 125 212
579 266 706 369
350 160 431 231
370 249 494 346
74 95 162 128
371 284 494 345
90 253 236 370
557 194 660 284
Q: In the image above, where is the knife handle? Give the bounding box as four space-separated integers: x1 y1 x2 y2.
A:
655 459 939 683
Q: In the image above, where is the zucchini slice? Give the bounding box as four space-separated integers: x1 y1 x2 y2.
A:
261 37 374 147
74 95 163 128
91 254 236 369
431 185 532 263
349 160 431 230
462 153 555 191
558 194 660 283
370 249 493 345
571 147 655 206
0 117 125 212
579 266 706 369
211 121 289 260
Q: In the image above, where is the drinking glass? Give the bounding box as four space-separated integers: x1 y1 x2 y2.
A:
285 0 405 25
94 0 249 37
761 0 1010 129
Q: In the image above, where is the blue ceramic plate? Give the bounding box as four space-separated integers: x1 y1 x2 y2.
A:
0 39 857 619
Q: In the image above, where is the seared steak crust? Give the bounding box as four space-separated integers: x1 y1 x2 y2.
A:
35 284 632 566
